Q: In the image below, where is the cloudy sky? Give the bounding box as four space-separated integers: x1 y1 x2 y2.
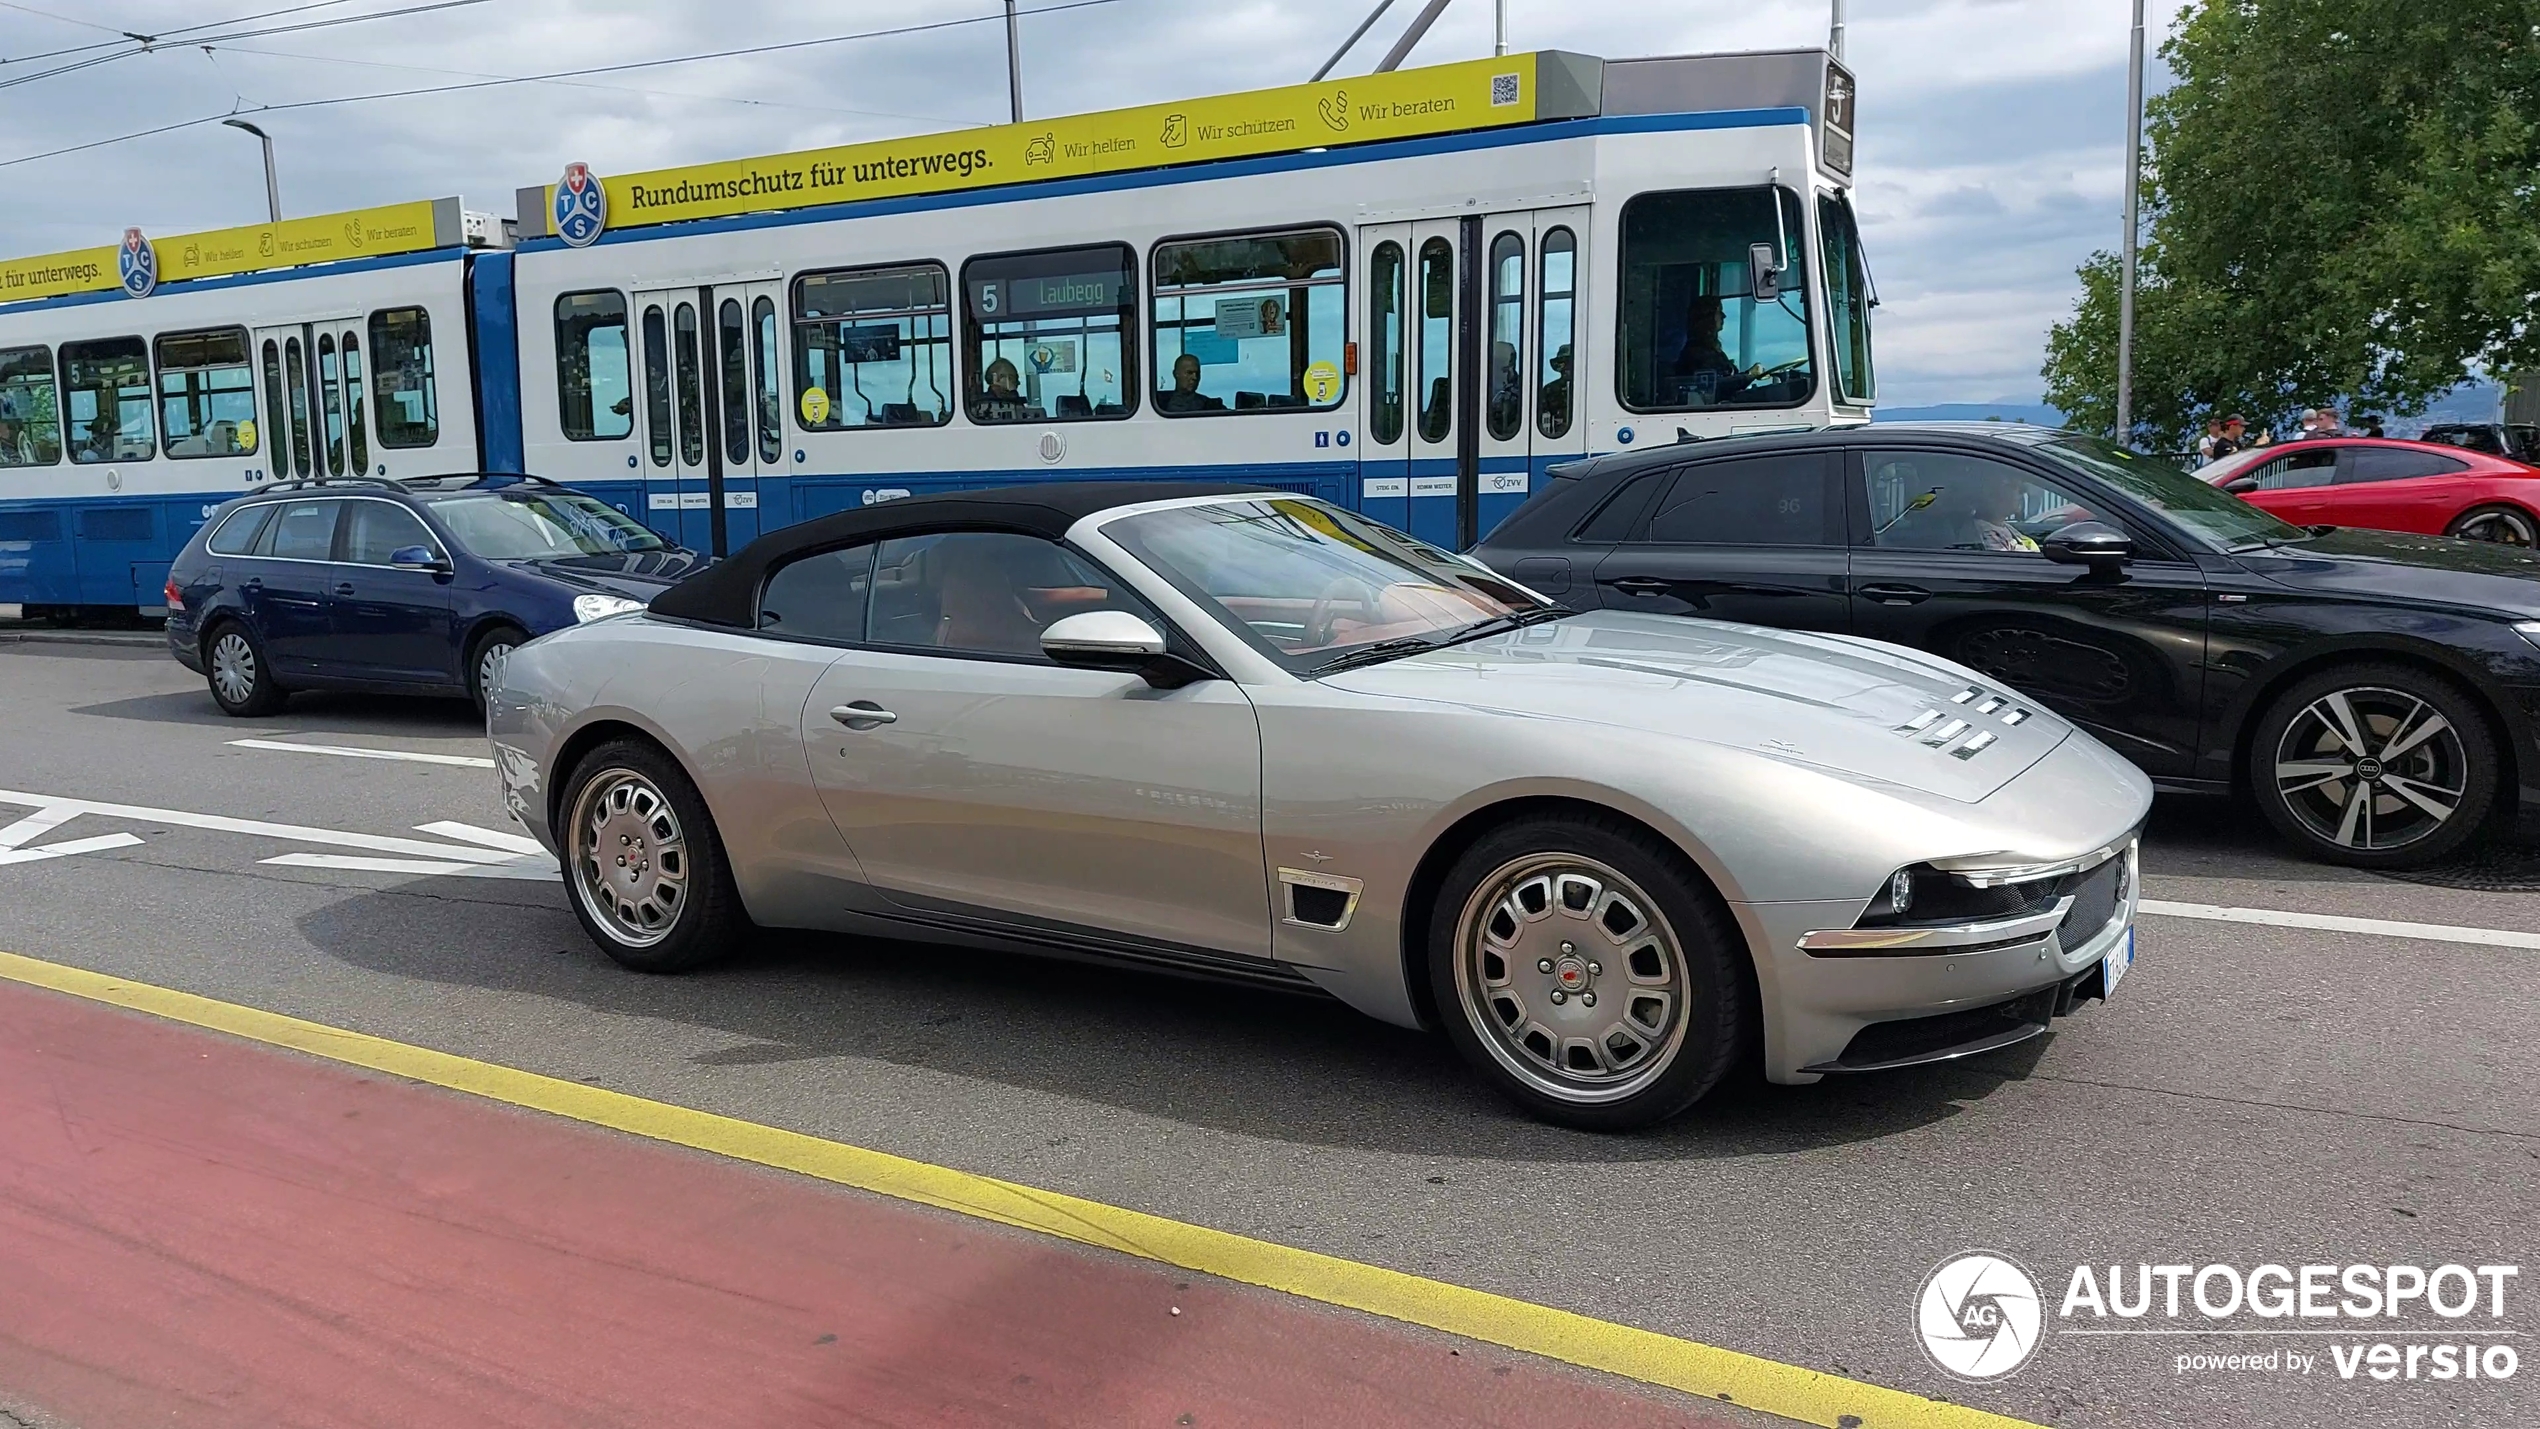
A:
0 0 2151 406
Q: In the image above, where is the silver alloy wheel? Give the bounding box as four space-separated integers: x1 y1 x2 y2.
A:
477 640 516 701
568 768 690 948
1452 852 1690 1105
210 631 257 706
2451 507 2538 546
2272 686 2468 852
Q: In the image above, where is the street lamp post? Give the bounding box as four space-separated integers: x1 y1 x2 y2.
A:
222 118 281 224
2116 0 2144 443
1003 0 1024 124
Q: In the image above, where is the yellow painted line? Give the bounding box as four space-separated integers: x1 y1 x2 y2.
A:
0 948 2043 1429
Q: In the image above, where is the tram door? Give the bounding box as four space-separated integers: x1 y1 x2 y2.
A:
635 282 781 557
1355 225 1413 533
1475 206 1590 539
252 318 370 483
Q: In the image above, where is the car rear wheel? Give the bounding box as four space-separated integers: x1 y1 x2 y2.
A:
2444 504 2538 547
2251 664 2498 868
560 739 747 972
1429 814 1750 1130
204 621 286 717
467 625 526 713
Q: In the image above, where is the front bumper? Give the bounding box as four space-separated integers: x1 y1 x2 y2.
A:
1744 840 2140 1082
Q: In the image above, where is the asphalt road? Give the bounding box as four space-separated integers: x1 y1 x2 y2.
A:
2 636 2533 1429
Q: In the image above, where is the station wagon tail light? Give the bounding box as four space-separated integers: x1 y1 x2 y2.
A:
572 593 648 624
163 575 183 608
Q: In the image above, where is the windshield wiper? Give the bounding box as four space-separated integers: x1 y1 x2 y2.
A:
1308 635 1448 676
2225 528 2325 554
1439 604 1576 648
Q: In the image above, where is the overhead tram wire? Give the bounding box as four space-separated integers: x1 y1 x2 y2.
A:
0 0 371 67
0 0 487 94
0 0 1129 171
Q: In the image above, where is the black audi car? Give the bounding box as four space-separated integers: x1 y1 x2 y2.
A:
1473 422 2540 868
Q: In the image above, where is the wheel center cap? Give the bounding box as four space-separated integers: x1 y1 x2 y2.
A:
2354 757 2384 781
1553 956 1591 993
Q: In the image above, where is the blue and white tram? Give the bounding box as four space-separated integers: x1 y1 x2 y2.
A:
0 202 493 613
507 45 1875 558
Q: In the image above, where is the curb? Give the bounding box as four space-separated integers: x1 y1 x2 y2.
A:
0 629 167 649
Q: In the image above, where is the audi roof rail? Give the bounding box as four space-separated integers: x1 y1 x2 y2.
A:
255 475 404 494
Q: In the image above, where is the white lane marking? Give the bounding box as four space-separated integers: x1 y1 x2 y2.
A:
261 851 557 881
2140 898 2540 950
0 805 84 850
0 789 510 864
413 820 545 855
0 832 143 867
228 738 495 769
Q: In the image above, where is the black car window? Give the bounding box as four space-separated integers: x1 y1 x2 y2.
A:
758 542 874 644
253 500 341 561
340 501 441 565
868 531 1150 660
1860 452 2101 556
1639 453 1835 546
1572 469 1667 543
205 504 276 556
2251 448 2338 490
2339 447 2467 484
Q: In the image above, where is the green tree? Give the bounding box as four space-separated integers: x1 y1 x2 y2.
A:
2043 0 2540 451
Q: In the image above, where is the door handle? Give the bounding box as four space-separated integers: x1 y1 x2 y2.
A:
1857 583 1931 606
241 577 262 591
830 701 898 729
333 582 356 596
1609 576 1673 596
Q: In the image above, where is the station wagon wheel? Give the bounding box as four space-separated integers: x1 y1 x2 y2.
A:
559 739 747 972
2253 666 2497 869
1430 815 1751 1130
204 621 286 716
468 625 526 713
2445 504 2538 547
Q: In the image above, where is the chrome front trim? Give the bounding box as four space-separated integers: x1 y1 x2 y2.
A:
1796 895 2074 955
1929 831 2136 888
1277 866 1364 932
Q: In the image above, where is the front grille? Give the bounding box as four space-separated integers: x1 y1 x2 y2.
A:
1830 988 2057 1070
2054 855 2125 943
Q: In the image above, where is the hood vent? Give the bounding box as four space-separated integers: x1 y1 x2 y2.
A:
1898 686 2031 759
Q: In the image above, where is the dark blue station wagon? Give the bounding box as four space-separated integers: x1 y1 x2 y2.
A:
166 474 701 714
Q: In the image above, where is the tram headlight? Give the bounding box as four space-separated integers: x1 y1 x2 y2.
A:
572 593 648 624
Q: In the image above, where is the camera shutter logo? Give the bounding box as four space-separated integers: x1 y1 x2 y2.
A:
1917 1252 2045 1381
554 162 607 248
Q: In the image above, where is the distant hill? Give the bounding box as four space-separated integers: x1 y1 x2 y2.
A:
1873 402 2067 427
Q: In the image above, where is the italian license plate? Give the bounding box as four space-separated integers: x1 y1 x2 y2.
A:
2102 926 2136 998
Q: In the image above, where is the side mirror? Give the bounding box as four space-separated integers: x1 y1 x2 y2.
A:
2040 521 2135 568
1748 242 1783 301
1042 610 1211 689
2223 476 2260 494
389 544 450 573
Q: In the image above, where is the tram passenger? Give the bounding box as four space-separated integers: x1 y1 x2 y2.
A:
1538 344 1573 428
1672 295 1759 405
81 415 119 462
1487 340 1521 434
975 357 1037 423
0 417 25 465
1156 353 1224 414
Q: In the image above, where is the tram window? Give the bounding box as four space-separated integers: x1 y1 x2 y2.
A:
641 304 673 467
1151 227 1345 418
1819 193 1875 404
673 301 705 466
59 336 154 464
283 335 313 477
368 306 439 448
555 291 633 442
1415 237 1453 443
961 244 1136 423
752 295 781 463
318 333 346 476
1486 231 1524 440
1536 228 1577 439
342 333 369 475
0 343 62 468
259 340 289 474
1617 187 1814 413
1368 242 1405 446
154 328 256 460
717 297 750 465
794 263 953 432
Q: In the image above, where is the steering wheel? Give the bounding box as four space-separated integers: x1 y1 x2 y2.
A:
1751 357 1810 379
1306 576 1380 648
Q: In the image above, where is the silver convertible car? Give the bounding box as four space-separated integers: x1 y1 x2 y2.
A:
489 484 2153 1129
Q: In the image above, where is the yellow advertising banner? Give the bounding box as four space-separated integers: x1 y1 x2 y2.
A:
541 52 1591 236
0 198 457 306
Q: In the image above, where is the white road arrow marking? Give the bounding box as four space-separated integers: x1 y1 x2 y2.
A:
0 833 144 867
412 821 546 856
228 738 496 769
0 789 509 863
0 805 86 850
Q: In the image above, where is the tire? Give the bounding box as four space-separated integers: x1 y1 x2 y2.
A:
202 619 287 717
466 625 527 713
2249 663 2498 868
557 738 748 972
1428 813 1751 1131
2444 504 2539 547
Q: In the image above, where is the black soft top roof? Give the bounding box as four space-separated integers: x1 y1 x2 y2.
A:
648 480 1273 628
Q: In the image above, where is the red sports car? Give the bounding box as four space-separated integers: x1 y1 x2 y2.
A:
2195 437 2540 546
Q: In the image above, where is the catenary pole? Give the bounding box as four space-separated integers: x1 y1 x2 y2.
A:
1375 0 1456 72
1313 0 1402 81
2116 0 2145 442
1004 0 1024 123
222 118 281 223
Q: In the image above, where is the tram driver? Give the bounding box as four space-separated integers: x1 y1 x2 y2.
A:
1672 294 1764 406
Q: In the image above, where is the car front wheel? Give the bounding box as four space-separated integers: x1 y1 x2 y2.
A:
1429 814 1751 1130
2252 664 2498 868
559 739 747 972
204 621 287 717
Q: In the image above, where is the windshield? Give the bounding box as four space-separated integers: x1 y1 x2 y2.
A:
2032 435 2308 550
1817 193 1874 405
1101 498 1544 673
428 491 666 560
1617 186 1815 412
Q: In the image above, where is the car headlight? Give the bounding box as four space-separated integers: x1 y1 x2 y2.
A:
572 593 647 623
2514 620 2540 653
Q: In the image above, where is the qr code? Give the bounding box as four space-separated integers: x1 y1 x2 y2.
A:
1490 72 1521 107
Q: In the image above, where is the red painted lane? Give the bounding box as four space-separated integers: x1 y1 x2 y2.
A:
0 980 1734 1429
